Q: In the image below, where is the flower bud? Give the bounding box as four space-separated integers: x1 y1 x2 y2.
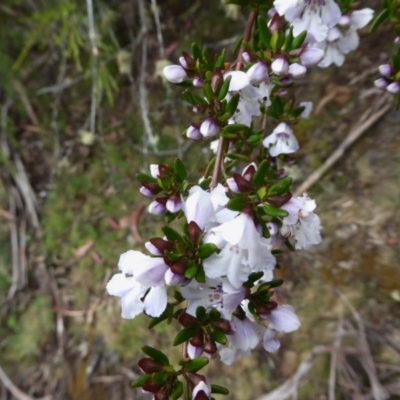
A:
268 12 283 33
247 62 268 85
242 51 251 63
148 200 167 215
165 269 187 286
289 63 307 78
211 68 224 93
192 381 211 400
374 78 389 89
271 57 289 76
299 47 324 67
387 81 400 94
138 358 163 374
186 124 203 140
187 342 203 359
338 15 350 27
163 65 188 83
145 241 162 255
395 37 400 45
149 237 173 253
279 76 292 86
187 221 203 243
166 194 183 213
379 64 393 77
203 336 217 358
140 186 154 197
150 164 161 178
193 76 204 87
200 118 220 138
170 259 187 275
226 177 239 193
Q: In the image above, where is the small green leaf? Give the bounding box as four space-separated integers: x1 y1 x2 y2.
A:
215 48 226 68
137 172 157 183
268 176 292 196
162 226 183 243
184 262 198 279
169 381 184 400
291 30 307 49
195 306 206 320
392 54 400 71
223 123 247 133
244 271 264 287
226 196 247 211
262 204 288 218
217 75 232 101
182 357 209 373
252 160 269 186
191 43 202 60
142 346 170 366
270 31 280 52
257 16 271 47
369 8 390 33
174 158 187 181
132 373 151 388
203 82 214 102
152 372 166 385
182 89 207 106
225 92 240 116
173 327 198 346
225 153 249 162
211 384 229 395
257 279 284 292
195 266 206 283
211 329 227 345
198 243 217 259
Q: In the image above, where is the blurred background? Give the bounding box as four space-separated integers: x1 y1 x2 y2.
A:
0 1 399 399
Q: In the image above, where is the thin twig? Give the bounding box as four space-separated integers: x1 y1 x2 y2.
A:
210 10 258 190
151 0 183 158
336 291 389 400
137 0 158 170
294 94 393 196
0 366 51 400
329 312 343 400
86 0 99 136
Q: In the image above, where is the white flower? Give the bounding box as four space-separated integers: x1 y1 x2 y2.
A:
263 122 299 156
275 0 341 43
247 62 268 85
200 118 220 137
271 57 289 76
224 70 250 91
263 328 281 352
192 381 211 399
181 278 247 320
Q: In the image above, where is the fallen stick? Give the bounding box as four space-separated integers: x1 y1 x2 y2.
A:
294 95 392 196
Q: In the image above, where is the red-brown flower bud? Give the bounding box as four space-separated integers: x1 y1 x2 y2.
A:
190 331 204 347
138 358 163 374
188 221 203 243
170 259 186 275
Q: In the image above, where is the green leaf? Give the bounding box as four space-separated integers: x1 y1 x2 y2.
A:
225 153 249 161
191 43 202 60
142 346 170 366
257 16 271 47
217 75 232 101
148 306 171 329
162 226 183 243
137 172 157 183
182 357 209 373
270 31 280 52
211 329 227 345
198 243 217 259
291 30 307 50
195 266 206 283
215 48 226 69
132 373 151 388
174 158 187 181
226 196 247 211
203 83 214 102
211 384 230 395
282 29 293 51
252 160 269 186
268 176 292 196
182 89 207 106
173 327 198 346
184 262 199 279
369 9 390 33
169 381 184 400
257 279 284 292
209 308 221 319
262 204 288 218
225 92 240 115
152 372 166 385
195 306 206 320
244 271 264 287
392 54 400 71
223 123 247 133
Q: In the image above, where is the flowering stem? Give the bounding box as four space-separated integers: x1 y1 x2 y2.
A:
210 9 258 190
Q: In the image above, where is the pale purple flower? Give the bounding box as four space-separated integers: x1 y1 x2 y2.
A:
226 177 240 193
269 305 301 332
263 122 299 157
139 186 154 197
166 196 183 213
192 381 211 400
263 328 281 352
187 342 203 359
163 65 188 83
379 64 393 78
224 70 250 91
299 101 313 118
